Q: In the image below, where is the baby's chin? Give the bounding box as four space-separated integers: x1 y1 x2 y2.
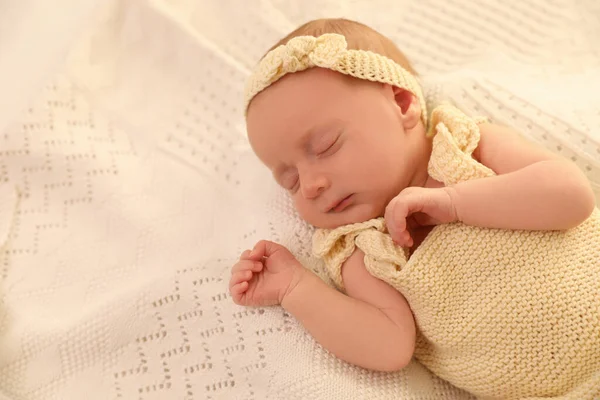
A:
304 203 383 230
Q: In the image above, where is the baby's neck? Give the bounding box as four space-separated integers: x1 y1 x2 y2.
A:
410 142 444 189
424 175 445 189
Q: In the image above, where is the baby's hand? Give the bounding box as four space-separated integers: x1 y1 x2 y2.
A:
385 187 458 248
229 240 305 307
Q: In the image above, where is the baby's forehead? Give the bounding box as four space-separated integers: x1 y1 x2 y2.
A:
276 68 360 93
248 71 394 141
247 70 350 120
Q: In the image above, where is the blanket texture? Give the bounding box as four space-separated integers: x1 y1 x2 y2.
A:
1 0 599 399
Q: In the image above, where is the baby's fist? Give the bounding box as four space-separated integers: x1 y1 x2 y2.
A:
229 240 304 307
385 186 458 247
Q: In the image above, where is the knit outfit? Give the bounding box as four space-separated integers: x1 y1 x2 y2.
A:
313 104 600 399
245 33 600 400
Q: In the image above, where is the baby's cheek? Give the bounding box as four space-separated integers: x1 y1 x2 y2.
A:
294 199 339 228
360 199 385 220
294 198 318 223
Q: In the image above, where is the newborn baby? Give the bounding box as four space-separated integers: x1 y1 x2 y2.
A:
229 18 600 400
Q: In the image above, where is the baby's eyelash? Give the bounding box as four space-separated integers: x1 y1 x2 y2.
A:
282 173 299 192
290 180 299 193
317 136 340 156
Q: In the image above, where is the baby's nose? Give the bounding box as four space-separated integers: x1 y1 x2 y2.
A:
300 174 328 200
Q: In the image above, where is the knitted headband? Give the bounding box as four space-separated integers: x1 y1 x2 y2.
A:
244 33 428 125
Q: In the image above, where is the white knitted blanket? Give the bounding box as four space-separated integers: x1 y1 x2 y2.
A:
0 0 599 399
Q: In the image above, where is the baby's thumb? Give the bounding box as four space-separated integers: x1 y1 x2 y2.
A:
250 240 283 259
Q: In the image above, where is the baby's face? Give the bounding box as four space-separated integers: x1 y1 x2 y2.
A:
246 68 427 229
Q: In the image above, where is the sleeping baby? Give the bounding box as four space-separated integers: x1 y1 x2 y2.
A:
228 18 600 400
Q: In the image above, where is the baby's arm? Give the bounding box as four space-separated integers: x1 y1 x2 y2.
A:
282 249 416 372
448 123 596 230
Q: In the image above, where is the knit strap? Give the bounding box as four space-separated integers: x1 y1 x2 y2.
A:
427 104 495 186
312 218 407 292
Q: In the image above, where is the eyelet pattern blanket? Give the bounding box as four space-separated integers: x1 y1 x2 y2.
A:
0 0 599 399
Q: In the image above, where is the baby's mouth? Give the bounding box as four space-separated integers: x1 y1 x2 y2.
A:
328 194 354 213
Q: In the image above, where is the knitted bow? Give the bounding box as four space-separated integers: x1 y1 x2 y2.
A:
262 34 346 81
244 34 347 112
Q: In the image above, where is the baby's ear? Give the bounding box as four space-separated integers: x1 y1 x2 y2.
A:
391 85 421 129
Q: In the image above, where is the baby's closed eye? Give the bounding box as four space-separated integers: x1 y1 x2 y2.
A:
314 134 341 157
277 169 299 192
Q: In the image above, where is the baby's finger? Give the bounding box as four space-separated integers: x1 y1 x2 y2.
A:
384 198 398 225
230 281 249 302
399 190 427 218
252 261 263 272
249 240 286 260
387 214 406 241
230 270 253 286
231 260 262 274
390 202 408 233
403 231 414 248
393 229 413 248
240 249 252 260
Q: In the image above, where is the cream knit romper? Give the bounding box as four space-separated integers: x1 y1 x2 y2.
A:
312 104 600 400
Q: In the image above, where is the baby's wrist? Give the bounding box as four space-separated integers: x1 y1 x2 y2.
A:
280 265 312 308
443 185 461 223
